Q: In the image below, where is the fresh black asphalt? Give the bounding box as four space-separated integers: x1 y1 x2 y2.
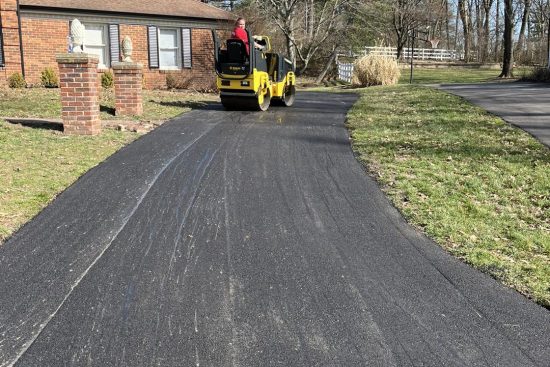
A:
438 82 550 147
0 92 549 366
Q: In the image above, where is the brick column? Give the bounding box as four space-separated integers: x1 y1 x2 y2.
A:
56 53 100 135
112 62 143 116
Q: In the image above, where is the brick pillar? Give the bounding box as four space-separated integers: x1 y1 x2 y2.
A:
56 53 101 135
112 62 143 116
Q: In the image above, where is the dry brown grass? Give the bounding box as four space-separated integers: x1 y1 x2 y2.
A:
353 55 401 87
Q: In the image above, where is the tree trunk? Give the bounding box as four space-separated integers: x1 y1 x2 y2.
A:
495 0 500 60
516 0 532 58
547 12 550 69
500 0 514 77
285 17 296 70
458 0 472 62
445 0 451 48
396 32 407 60
482 0 494 62
454 4 459 49
474 0 484 62
316 48 338 84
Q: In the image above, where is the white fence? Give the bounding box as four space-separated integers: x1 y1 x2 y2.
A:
336 46 463 82
337 62 354 83
364 46 462 61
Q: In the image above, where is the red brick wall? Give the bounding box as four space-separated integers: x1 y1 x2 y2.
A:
0 0 23 85
1 13 217 90
21 18 68 85
120 26 216 90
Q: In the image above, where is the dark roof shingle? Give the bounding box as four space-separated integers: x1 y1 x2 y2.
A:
20 0 234 20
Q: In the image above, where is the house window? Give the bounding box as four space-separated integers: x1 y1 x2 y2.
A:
83 23 109 68
158 28 181 69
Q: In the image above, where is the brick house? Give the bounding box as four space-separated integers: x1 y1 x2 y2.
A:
0 0 232 89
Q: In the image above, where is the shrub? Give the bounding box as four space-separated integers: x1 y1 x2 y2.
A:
165 74 177 89
353 54 401 87
40 67 59 88
523 67 550 83
166 73 193 89
8 72 26 88
101 71 114 88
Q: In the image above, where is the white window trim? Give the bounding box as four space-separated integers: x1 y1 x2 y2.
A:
158 27 182 70
82 23 110 69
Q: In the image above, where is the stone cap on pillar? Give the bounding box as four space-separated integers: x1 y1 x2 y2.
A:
112 62 143 70
56 53 99 64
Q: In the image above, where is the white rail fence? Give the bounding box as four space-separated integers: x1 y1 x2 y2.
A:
337 46 463 83
337 63 354 83
364 46 462 61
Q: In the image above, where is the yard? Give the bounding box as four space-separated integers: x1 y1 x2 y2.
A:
347 84 549 307
0 87 218 243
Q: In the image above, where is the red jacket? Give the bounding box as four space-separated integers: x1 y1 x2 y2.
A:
231 27 250 54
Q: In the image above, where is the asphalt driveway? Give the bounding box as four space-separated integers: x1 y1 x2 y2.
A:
438 82 550 147
0 92 549 366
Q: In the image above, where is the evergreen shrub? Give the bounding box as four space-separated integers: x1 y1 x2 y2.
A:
101 71 114 88
8 72 26 88
40 67 59 88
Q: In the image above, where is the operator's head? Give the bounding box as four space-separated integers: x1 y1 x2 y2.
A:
235 17 245 29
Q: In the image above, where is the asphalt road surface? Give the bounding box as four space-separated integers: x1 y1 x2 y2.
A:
1 92 549 367
438 82 550 147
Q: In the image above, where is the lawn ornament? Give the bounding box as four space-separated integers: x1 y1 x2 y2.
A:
122 36 133 62
70 19 85 52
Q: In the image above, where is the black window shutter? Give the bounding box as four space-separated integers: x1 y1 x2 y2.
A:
181 28 192 68
148 26 159 68
109 24 120 64
0 27 4 66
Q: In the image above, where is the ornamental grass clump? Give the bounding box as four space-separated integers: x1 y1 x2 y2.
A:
353 54 400 87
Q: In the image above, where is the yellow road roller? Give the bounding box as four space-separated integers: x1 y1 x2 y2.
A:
212 30 296 111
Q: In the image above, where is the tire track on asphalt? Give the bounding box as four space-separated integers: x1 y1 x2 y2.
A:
2 122 219 367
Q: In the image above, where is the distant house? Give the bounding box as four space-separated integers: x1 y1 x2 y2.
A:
0 0 232 89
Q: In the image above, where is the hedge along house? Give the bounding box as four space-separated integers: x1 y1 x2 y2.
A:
0 0 233 89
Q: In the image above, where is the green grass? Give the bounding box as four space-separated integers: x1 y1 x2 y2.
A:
399 67 535 85
399 68 500 84
0 86 218 244
347 85 550 307
0 120 137 243
0 88 218 121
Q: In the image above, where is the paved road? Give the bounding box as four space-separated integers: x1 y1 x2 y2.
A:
438 82 550 147
0 92 549 367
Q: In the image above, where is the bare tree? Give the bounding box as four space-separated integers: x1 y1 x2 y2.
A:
516 0 532 56
391 0 423 59
481 0 495 61
458 0 474 61
252 0 355 74
495 0 501 59
500 0 515 77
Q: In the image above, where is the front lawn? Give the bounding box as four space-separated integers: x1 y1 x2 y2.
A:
397 67 534 85
0 121 137 242
347 85 550 307
0 87 218 244
0 87 218 121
